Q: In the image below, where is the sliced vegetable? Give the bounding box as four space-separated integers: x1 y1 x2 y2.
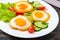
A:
33 1 43 7
8 6 24 15
38 6 46 10
8 6 15 12
34 21 48 28
34 26 41 32
32 1 43 10
28 24 34 33
16 12 24 16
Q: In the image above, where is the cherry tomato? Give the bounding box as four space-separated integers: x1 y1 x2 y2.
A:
16 12 24 16
38 6 46 10
28 24 34 33
8 6 15 12
8 6 24 15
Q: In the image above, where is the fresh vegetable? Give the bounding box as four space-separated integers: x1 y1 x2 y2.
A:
24 12 31 16
0 10 16 22
33 1 43 7
0 3 2 9
8 6 15 12
10 3 14 7
8 6 24 15
28 24 34 33
24 12 33 21
29 1 34 4
38 6 46 10
30 1 43 10
0 3 14 9
33 1 43 10
0 3 16 22
34 26 41 32
26 16 33 21
16 12 24 16
34 21 48 28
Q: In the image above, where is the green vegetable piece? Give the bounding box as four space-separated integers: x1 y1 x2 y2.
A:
24 12 31 16
10 3 14 7
29 1 34 4
33 1 43 10
27 16 33 21
33 1 43 7
0 3 3 9
1 16 9 22
24 12 33 21
2 3 10 9
34 21 48 28
34 26 41 32
0 3 15 22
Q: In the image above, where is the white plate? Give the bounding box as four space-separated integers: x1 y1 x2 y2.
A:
0 0 59 38
43 0 60 8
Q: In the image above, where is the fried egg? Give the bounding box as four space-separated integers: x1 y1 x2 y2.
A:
9 15 31 31
31 10 50 22
14 1 33 13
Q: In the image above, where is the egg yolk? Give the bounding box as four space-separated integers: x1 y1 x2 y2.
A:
35 11 43 18
19 4 28 10
15 18 26 26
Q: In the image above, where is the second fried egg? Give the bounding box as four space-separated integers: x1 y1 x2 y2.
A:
31 10 50 22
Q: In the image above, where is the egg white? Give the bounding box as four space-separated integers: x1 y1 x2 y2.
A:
15 1 33 12
10 15 31 31
31 10 50 21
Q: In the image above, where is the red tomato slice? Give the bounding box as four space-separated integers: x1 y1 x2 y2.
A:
8 6 24 15
16 12 24 16
38 6 46 10
8 6 15 12
28 24 34 33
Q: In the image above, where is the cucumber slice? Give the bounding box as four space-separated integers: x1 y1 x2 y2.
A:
33 1 43 7
34 26 41 32
34 21 48 28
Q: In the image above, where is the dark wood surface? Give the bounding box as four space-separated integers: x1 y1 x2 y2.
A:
0 5 60 40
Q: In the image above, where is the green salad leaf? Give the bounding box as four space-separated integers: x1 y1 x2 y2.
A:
0 3 16 22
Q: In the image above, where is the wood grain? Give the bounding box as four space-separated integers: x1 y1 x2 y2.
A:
0 5 60 40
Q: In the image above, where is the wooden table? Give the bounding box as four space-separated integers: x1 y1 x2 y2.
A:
0 5 60 40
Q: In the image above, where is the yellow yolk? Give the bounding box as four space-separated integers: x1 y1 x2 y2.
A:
19 4 28 10
15 18 26 26
35 12 43 18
